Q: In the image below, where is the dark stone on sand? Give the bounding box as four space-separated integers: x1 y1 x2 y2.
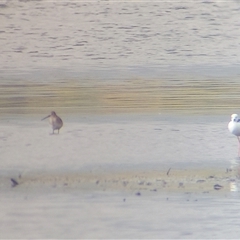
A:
178 182 184 188
11 178 19 187
122 181 128 186
150 189 157 192
135 192 141 196
214 184 223 190
208 176 214 179
196 179 205 183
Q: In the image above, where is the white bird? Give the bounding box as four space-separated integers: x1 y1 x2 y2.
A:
228 113 240 156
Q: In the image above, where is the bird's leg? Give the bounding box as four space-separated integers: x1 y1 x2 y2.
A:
238 137 240 157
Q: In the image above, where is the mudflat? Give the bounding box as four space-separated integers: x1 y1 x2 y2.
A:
0 114 240 238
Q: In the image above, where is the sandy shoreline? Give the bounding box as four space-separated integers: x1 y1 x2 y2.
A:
1 166 240 239
2 166 238 194
1 115 240 238
0 113 238 194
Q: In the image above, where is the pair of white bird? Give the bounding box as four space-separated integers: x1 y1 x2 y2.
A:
228 113 240 156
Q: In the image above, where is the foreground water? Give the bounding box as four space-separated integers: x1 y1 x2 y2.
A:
1 189 240 239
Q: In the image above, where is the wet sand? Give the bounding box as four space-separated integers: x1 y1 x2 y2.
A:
1 114 240 238
2 167 240 238
1 167 238 194
1 167 240 239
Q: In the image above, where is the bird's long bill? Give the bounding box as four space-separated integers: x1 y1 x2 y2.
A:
41 115 50 121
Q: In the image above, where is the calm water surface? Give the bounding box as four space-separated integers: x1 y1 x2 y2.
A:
1 0 240 115
1 189 240 238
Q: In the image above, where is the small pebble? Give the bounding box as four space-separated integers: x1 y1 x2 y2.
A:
214 184 223 190
122 181 128 186
11 178 19 187
178 182 184 188
150 189 157 192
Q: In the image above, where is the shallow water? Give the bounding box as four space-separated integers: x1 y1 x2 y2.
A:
1 1 240 238
1 1 240 116
1 0 240 78
1 79 240 116
0 113 235 175
1 188 240 239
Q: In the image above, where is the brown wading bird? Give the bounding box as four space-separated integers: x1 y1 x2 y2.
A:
41 111 63 134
